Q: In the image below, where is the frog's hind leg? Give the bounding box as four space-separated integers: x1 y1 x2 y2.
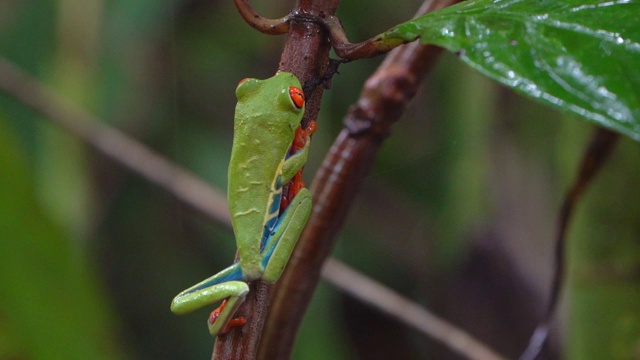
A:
170 263 249 336
262 188 312 282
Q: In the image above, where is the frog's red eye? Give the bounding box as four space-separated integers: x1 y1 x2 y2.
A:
289 86 305 109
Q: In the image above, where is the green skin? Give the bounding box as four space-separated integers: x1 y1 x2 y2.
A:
170 72 312 336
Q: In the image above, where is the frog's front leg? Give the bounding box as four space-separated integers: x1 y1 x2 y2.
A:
281 137 312 184
262 188 312 282
170 264 250 336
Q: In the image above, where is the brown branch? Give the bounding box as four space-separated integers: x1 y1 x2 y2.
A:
233 0 291 35
322 14 414 60
233 0 411 61
259 0 462 358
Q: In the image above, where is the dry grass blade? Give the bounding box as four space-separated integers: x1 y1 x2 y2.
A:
0 58 231 227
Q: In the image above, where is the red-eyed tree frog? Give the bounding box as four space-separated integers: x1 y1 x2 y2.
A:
170 71 313 337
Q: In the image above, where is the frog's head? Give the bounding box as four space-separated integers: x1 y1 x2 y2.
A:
235 72 305 131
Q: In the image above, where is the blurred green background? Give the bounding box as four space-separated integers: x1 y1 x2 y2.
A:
0 0 638 359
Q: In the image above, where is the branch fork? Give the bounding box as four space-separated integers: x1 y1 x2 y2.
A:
233 0 413 60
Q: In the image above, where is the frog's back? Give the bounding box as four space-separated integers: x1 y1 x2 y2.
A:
227 73 303 276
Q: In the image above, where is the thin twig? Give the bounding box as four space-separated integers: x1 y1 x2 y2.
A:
0 57 231 227
519 128 619 360
323 258 507 360
0 56 505 359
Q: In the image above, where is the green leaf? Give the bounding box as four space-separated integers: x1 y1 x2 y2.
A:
384 0 640 140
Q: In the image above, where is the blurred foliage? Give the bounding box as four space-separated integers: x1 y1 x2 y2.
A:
0 114 127 359
0 0 638 359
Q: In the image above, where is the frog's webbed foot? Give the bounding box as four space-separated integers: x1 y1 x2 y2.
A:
170 263 250 336
209 299 248 335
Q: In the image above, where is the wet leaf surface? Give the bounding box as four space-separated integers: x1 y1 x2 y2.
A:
386 0 640 140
